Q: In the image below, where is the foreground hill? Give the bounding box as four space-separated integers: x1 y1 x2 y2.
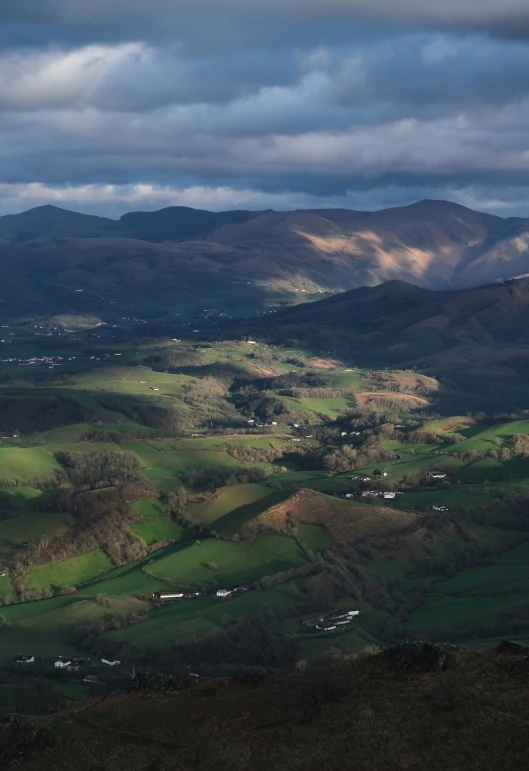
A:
3 642 529 771
2 200 529 315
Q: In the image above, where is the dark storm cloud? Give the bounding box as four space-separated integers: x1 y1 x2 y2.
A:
1 0 529 217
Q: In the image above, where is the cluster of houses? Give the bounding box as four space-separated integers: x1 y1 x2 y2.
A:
153 586 250 602
431 504 449 512
0 355 66 367
340 431 362 437
302 609 360 632
15 655 120 669
345 490 400 500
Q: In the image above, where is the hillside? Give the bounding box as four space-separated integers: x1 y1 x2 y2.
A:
251 276 529 409
2 200 529 315
3 642 529 771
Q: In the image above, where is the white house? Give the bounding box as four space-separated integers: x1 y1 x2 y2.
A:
101 659 121 667
217 589 232 598
54 659 72 669
383 492 396 499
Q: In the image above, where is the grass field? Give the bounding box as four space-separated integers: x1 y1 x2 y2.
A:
131 498 168 519
0 511 74 562
104 583 300 649
296 524 334 552
122 441 244 475
0 447 62 484
147 535 308 588
24 549 115 591
0 594 150 661
130 519 186 546
282 395 356 418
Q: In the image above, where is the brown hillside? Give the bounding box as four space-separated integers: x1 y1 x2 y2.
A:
354 392 430 408
255 489 419 544
5 643 529 771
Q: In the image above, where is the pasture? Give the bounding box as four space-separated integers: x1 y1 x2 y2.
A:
24 549 115 591
130 519 186 545
0 447 62 484
104 583 300 649
147 535 308 587
0 511 74 561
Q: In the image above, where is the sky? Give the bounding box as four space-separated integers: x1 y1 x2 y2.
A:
2 0 529 217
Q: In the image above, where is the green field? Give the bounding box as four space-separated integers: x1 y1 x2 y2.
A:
0 447 62 484
104 583 300 649
0 594 150 661
122 442 243 475
130 519 186 545
131 498 168 519
24 549 115 591
282 395 356 418
147 535 308 587
297 524 334 552
0 511 74 561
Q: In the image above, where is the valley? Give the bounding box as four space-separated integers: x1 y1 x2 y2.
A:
2 299 529 719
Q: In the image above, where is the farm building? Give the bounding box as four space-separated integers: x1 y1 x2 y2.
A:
316 621 337 632
83 675 100 684
383 492 396 499
153 591 184 599
54 659 71 669
428 472 447 479
362 491 380 498
101 659 121 667
16 655 34 664
217 589 232 598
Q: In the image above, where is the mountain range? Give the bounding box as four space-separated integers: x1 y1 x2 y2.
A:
3 199 529 316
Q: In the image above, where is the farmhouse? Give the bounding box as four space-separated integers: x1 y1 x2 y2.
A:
16 655 34 664
362 490 380 498
153 591 184 599
217 589 232 598
383 492 396 499
54 658 72 669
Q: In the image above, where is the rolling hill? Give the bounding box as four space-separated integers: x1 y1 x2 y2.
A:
251 277 529 410
2 199 529 315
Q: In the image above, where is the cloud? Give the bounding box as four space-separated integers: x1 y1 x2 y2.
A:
0 3 528 217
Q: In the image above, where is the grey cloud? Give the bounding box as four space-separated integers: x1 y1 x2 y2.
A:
2 0 529 43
